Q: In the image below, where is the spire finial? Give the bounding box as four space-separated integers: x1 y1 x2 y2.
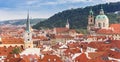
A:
100 5 104 15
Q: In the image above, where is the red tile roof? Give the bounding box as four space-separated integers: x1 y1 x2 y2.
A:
32 36 48 41
75 53 89 62
55 35 73 39
40 55 62 62
1 37 24 44
97 24 120 34
54 27 69 33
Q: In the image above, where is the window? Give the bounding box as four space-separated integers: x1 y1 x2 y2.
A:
28 39 30 41
80 45 83 48
54 59 56 61
98 23 101 28
91 20 92 23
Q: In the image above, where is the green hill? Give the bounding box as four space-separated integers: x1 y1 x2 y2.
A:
33 2 120 29
0 18 46 26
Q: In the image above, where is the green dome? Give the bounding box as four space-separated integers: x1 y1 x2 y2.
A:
95 14 109 21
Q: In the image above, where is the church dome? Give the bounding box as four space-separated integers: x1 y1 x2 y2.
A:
95 7 109 29
95 14 109 21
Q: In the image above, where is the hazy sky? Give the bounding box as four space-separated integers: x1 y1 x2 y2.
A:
0 0 120 20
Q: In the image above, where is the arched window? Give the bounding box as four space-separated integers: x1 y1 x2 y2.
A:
98 23 101 28
91 19 92 23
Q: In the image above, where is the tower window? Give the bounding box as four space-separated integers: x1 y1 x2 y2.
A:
91 20 92 22
98 23 101 28
91 16 92 17
28 39 30 41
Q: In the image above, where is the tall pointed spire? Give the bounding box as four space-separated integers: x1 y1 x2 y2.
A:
26 10 31 32
100 5 104 15
66 19 70 29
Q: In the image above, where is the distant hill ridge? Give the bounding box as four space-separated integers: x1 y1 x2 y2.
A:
33 2 120 29
0 18 46 26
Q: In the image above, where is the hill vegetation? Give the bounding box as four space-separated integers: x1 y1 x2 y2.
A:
0 18 46 26
33 2 120 29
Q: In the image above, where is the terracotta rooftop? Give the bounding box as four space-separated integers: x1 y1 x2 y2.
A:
1 37 24 44
40 55 62 62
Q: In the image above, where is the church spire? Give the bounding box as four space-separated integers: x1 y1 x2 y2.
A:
100 6 104 15
66 19 70 29
26 10 31 32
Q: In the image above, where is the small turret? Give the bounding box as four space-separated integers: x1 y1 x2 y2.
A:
100 6 104 15
66 19 70 29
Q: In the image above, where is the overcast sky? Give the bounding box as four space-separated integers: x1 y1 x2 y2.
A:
0 0 120 20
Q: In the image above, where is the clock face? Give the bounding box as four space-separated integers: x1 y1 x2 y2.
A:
24 32 32 42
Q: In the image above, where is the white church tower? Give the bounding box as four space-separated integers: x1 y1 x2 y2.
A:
24 11 33 48
66 19 70 29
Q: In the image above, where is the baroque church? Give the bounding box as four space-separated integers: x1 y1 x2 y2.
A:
87 7 109 34
87 7 120 40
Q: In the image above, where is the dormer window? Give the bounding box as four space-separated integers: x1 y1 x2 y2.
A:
76 61 79 62
102 56 109 60
48 59 50 62
54 59 56 61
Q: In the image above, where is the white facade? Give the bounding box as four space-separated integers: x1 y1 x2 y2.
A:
86 47 97 52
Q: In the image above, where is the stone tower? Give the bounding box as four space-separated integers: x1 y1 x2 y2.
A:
87 9 94 33
24 11 33 48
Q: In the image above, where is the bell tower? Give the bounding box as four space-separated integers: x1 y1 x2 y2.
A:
87 8 95 33
24 11 33 48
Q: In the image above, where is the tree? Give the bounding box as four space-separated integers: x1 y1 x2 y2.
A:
12 47 21 54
